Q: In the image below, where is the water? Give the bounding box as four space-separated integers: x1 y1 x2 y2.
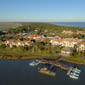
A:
12 26 18 29
0 59 85 85
50 22 85 27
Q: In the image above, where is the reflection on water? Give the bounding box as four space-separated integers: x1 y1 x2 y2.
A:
0 59 84 85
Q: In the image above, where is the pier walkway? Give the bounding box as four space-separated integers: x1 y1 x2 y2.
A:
40 56 70 71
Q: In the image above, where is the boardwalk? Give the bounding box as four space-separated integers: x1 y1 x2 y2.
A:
40 56 62 64
40 56 70 71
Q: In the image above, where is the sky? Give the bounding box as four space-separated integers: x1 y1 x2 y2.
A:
0 0 85 22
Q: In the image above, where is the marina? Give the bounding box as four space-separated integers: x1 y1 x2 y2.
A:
29 57 81 79
0 59 84 85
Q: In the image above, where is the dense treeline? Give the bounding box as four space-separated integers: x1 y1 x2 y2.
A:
0 23 85 39
5 23 85 38
7 23 85 33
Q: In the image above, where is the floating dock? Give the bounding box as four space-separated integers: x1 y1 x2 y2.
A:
67 67 73 75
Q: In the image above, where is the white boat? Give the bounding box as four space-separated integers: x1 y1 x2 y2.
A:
72 68 81 73
69 74 79 79
72 68 81 72
71 72 79 77
29 61 37 66
29 60 40 66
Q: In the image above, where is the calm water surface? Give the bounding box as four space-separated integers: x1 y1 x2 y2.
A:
50 22 85 27
0 59 85 85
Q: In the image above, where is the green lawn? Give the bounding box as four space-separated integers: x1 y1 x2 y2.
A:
0 47 85 65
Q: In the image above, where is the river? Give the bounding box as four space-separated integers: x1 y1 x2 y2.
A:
0 59 85 85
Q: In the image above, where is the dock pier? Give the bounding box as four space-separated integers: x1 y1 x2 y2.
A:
40 57 70 71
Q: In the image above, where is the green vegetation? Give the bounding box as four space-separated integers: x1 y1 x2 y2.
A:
0 42 85 65
0 23 85 39
61 56 85 65
0 23 85 65
5 23 85 38
0 40 59 58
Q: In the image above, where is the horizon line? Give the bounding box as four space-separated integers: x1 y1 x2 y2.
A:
0 21 85 23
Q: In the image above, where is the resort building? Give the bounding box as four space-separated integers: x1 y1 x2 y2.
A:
78 41 85 51
61 47 71 55
50 38 82 48
62 30 73 34
4 39 32 48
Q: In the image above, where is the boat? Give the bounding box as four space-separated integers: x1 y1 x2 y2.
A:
70 72 79 77
29 60 40 66
29 61 36 66
67 67 80 79
72 68 81 73
69 74 79 79
35 60 40 65
39 68 56 77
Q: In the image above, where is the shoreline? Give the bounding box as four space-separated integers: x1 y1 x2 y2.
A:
0 55 85 65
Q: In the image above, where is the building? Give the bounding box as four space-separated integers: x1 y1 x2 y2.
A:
61 47 71 55
4 39 32 48
78 41 85 51
62 30 73 34
50 38 82 48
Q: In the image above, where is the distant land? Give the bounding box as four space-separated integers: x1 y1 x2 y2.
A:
0 22 85 30
0 22 22 30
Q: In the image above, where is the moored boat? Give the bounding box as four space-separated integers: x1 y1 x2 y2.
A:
72 69 81 73
70 72 79 77
69 74 79 79
72 68 81 73
39 68 56 77
29 60 40 66
29 61 36 66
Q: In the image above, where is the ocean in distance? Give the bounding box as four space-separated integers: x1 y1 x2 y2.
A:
50 22 85 27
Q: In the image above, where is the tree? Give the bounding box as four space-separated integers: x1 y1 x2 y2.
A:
82 51 85 59
0 44 6 49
